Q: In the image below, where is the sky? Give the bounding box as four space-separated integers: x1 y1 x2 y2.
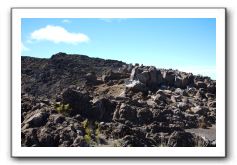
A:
21 18 216 79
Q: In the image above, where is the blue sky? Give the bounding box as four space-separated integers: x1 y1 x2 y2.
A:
21 18 216 79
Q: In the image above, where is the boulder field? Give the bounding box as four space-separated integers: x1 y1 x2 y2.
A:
21 52 216 147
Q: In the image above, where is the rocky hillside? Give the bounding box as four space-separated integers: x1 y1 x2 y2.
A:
21 52 216 147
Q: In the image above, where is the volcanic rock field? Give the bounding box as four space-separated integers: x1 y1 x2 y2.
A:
21 52 216 147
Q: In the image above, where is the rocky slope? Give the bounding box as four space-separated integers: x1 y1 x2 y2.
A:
21 52 216 147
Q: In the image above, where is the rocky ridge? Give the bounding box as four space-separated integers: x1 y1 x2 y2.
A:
21 52 216 147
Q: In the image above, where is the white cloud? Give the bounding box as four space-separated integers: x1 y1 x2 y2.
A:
21 42 29 51
30 25 89 44
62 19 71 24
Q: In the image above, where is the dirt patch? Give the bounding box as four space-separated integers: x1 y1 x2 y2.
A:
95 84 126 98
185 125 216 141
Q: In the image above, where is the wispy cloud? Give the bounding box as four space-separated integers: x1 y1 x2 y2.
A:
30 25 89 44
21 42 30 51
62 19 71 24
100 18 127 23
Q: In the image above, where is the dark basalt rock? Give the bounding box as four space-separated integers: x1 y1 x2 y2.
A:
92 98 117 121
62 88 92 116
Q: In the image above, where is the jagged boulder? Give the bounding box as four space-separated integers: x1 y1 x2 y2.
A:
137 71 150 85
130 66 163 90
174 76 183 88
148 66 163 88
113 103 137 122
125 80 148 93
102 70 123 82
163 70 175 86
62 88 92 116
92 98 117 121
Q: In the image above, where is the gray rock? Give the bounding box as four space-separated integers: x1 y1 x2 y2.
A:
125 80 148 93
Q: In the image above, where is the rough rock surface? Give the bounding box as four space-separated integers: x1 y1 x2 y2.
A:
21 53 216 147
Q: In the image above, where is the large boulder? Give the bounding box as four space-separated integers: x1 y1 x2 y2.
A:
102 70 123 82
130 66 163 89
113 103 137 122
148 67 163 88
163 71 175 86
125 80 148 93
137 71 150 85
174 76 183 88
62 88 92 116
92 98 117 121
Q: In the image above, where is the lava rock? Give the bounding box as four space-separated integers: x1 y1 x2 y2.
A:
163 71 175 86
62 88 92 116
92 98 117 121
25 111 49 128
167 131 195 147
